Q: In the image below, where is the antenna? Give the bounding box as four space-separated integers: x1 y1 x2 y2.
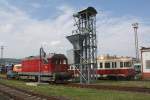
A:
132 23 139 61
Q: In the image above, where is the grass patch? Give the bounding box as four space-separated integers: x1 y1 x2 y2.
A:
0 73 6 78
94 80 150 88
0 79 150 100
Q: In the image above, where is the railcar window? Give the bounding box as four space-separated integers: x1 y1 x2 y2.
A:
105 62 110 68
146 60 150 69
100 63 103 68
124 62 131 67
124 62 126 67
112 62 117 68
112 62 114 68
115 62 117 68
120 62 123 68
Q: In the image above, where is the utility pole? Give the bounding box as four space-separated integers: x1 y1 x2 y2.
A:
38 47 42 83
38 46 46 83
132 23 139 61
0 46 4 59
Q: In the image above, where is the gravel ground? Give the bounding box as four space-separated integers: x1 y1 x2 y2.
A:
0 92 12 100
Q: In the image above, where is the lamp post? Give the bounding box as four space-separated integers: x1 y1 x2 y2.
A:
38 47 42 83
1 46 4 59
132 23 139 61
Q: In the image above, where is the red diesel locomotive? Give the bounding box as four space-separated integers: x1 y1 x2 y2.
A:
14 53 72 82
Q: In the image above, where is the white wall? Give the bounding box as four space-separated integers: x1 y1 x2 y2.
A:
142 52 150 73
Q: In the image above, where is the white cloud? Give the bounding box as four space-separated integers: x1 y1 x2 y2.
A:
96 13 150 57
0 2 73 58
0 1 150 58
50 41 60 46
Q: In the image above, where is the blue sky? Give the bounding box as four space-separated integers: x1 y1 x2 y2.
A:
7 0 150 20
0 0 150 58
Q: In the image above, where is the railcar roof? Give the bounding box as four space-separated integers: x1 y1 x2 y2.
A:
141 47 150 51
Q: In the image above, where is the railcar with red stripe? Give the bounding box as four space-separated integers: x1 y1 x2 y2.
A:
97 55 136 79
68 55 136 80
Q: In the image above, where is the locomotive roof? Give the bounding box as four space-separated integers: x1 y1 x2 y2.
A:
23 53 67 60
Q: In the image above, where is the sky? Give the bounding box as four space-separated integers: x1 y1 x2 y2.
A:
0 0 150 58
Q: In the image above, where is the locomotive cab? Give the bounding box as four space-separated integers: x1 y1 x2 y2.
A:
48 54 72 82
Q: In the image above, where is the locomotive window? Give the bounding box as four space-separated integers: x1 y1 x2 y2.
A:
100 63 103 68
55 60 60 64
146 60 150 69
105 62 110 68
120 62 123 68
55 59 67 64
55 60 58 64
63 59 67 64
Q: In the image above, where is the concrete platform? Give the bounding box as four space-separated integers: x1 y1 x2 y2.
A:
26 82 49 86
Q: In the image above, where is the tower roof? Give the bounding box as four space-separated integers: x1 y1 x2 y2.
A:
78 7 97 15
74 7 97 18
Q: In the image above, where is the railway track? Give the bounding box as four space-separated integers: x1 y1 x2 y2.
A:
1 75 150 98
0 82 68 100
62 83 150 94
0 84 46 100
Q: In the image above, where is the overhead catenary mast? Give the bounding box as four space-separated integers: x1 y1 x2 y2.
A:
132 23 139 61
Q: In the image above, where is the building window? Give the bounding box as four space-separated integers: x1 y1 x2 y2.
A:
146 60 150 69
120 62 123 68
105 62 110 68
112 62 117 68
100 63 103 68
